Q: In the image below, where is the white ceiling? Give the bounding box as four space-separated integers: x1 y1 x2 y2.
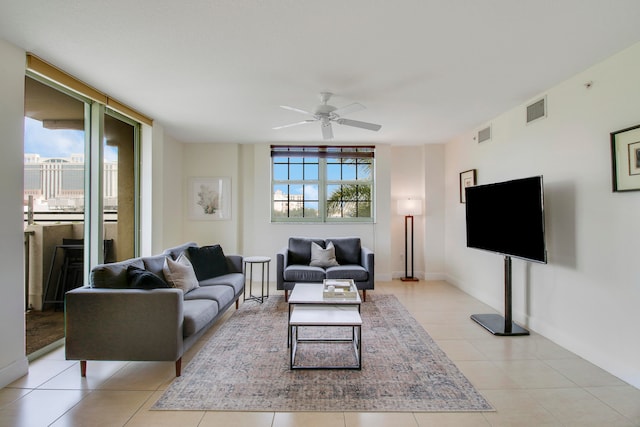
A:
2 1 640 145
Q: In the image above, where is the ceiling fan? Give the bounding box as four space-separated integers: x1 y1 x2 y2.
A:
273 92 382 140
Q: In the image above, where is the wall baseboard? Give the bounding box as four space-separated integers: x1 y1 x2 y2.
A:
0 356 28 388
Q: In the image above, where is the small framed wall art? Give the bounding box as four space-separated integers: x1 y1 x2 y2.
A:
611 124 640 192
188 176 231 220
459 169 477 203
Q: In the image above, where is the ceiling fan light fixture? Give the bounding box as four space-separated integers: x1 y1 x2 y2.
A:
274 92 381 139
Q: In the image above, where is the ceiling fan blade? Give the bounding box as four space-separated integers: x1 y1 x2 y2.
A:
272 120 315 130
321 122 334 140
332 102 366 117
336 118 382 131
280 105 314 116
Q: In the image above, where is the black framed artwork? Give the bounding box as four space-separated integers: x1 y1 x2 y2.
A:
459 169 477 203
611 124 640 192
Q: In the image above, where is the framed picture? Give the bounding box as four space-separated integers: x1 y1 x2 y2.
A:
188 177 231 220
459 169 477 203
611 124 640 192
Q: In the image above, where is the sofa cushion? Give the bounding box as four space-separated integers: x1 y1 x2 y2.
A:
187 244 229 280
126 265 170 289
288 237 326 265
142 255 169 280
326 237 361 265
163 254 199 293
162 241 198 260
326 265 369 281
182 299 218 338
183 284 235 309
283 265 326 282
199 272 245 295
91 258 145 288
310 241 339 267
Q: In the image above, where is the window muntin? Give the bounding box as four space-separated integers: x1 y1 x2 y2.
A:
271 146 374 222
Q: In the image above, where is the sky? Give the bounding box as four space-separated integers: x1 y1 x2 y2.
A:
24 117 118 162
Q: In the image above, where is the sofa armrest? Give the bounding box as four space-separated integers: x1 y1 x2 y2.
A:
65 286 184 362
361 246 375 287
276 246 289 290
226 255 243 273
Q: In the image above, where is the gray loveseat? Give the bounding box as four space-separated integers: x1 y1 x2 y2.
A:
276 237 374 301
65 242 244 377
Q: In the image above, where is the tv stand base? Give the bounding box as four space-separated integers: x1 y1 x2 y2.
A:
471 313 529 336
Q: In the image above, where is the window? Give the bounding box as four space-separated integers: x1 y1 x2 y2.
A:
271 145 374 222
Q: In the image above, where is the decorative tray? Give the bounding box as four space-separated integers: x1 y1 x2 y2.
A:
323 279 358 299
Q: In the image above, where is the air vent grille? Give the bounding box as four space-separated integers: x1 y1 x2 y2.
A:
526 97 546 123
478 126 491 143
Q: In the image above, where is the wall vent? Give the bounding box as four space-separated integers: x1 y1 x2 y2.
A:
477 125 491 143
526 97 546 123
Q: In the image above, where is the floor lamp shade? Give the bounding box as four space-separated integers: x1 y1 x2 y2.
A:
398 198 422 281
397 198 423 216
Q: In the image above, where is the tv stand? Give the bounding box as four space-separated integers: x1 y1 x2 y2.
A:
470 256 530 336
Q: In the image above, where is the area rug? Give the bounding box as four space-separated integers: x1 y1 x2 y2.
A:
153 294 493 412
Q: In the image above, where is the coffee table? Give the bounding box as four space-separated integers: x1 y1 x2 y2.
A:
287 283 363 370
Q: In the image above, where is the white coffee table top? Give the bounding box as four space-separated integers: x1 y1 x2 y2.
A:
289 283 361 304
289 305 362 326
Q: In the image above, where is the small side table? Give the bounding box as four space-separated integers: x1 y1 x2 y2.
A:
243 256 271 303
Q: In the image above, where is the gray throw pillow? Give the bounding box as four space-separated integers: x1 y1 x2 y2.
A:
309 241 340 267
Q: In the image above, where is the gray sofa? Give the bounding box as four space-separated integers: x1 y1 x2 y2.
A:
276 237 374 301
65 242 244 377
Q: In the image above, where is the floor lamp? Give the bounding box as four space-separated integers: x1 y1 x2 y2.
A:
398 198 422 282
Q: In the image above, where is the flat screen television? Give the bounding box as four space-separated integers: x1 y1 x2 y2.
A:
465 176 547 264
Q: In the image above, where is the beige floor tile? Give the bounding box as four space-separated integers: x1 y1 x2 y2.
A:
528 387 634 426
545 358 628 387
199 411 274 427
435 340 488 361
8 359 76 389
50 390 155 427
586 385 640 424
123 390 205 427
273 411 345 427
98 361 175 391
39 360 128 390
0 387 30 409
493 359 577 389
453 361 521 390
421 322 492 341
480 389 561 426
414 411 490 426
469 335 563 361
344 412 418 427
0 389 89 427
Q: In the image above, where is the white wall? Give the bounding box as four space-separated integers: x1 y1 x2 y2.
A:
0 39 29 387
445 42 640 388
181 143 241 253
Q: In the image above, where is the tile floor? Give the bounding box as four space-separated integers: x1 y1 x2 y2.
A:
1 280 639 427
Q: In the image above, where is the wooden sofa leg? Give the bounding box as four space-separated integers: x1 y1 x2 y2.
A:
80 360 87 377
236 299 239 309
175 358 182 377
284 290 288 302
362 290 366 302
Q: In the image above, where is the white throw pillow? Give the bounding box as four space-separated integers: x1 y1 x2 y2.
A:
309 241 340 267
163 254 199 293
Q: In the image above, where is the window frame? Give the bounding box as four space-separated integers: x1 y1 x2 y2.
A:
270 145 375 223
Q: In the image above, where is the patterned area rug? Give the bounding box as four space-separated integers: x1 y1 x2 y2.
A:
153 294 493 412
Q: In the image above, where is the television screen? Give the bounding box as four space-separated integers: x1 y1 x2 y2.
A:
465 176 547 263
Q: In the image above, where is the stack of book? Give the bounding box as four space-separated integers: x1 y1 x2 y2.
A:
322 279 357 299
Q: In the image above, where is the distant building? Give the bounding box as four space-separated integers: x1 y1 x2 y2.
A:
24 153 118 211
